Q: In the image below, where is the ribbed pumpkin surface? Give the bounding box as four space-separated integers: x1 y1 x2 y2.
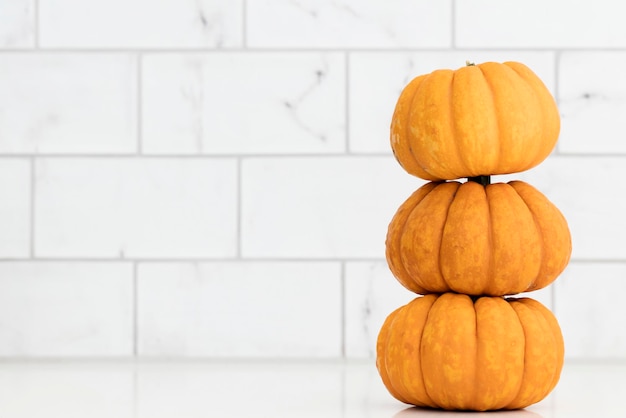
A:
376 293 564 411
391 61 560 181
386 180 571 296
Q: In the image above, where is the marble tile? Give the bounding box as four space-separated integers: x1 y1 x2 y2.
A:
344 261 414 358
349 51 555 153
555 262 626 359
0 159 30 257
247 0 451 48
39 0 242 48
456 0 626 48
137 262 342 357
0 54 137 154
241 156 424 258
559 52 626 154
497 156 626 261
142 53 345 154
0 0 35 48
0 262 133 357
35 158 237 258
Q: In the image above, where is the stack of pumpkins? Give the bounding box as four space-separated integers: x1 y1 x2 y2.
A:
376 61 572 411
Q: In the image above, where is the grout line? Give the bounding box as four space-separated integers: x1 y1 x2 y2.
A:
345 52 350 153
0 356 623 364
554 50 561 155
340 363 347 416
0 257 388 263
137 53 143 154
5 47 626 53
29 158 36 258
133 262 139 357
0 153 395 159
242 0 247 48
4 152 626 159
0 257 619 263
236 158 242 258
33 0 39 48
340 261 346 359
451 0 456 49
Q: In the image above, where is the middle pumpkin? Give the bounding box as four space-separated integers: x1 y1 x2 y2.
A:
387 179 571 296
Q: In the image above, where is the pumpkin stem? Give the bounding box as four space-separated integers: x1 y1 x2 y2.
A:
468 175 491 186
466 60 475 66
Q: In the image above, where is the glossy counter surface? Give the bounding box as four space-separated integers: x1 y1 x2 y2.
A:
0 360 624 417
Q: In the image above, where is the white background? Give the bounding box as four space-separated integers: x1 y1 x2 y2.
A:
0 0 625 360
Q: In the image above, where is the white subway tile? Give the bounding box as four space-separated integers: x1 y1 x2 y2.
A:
142 53 345 154
39 0 242 48
0 54 137 154
35 158 237 258
559 52 626 154
247 0 451 48
137 262 342 357
456 0 626 48
0 0 34 48
350 51 555 153
555 263 626 359
344 261 414 358
0 262 133 357
0 160 30 257
241 157 423 258
497 156 626 261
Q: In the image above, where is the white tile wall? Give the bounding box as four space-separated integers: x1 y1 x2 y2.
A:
247 0 452 48
39 0 243 48
0 0 34 48
0 160 30 257
344 261 415 358
559 52 626 154
137 262 342 357
142 53 345 154
35 158 237 258
0 0 623 359
456 0 626 48
241 157 422 258
555 262 626 359
0 54 137 154
0 262 133 357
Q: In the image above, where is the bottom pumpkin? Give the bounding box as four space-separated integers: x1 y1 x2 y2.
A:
376 293 564 411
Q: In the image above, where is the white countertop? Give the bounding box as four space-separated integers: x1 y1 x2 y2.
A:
0 360 624 418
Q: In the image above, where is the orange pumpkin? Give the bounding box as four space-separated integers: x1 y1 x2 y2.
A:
376 293 564 411
391 61 560 181
386 179 571 296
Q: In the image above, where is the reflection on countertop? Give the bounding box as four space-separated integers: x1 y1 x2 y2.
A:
0 360 624 418
393 406 543 417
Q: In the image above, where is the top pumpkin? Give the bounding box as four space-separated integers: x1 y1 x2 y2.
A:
391 61 560 181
